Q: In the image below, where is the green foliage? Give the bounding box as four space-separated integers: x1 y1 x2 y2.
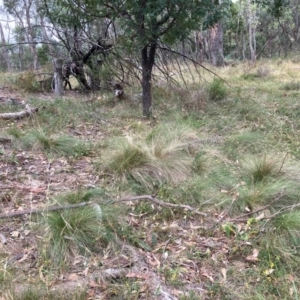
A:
208 78 227 101
281 81 300 91
6 126 24 139
37 45 50 66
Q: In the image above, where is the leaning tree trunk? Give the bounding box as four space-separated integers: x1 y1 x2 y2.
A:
208 22 224 67
141 42 157 117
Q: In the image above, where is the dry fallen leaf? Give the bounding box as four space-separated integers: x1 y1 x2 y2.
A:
246 248 259 262
255 212 265 221
263 269 275 276
24 230 30 236
221 268 227 282
68 273 79 281
126 272 149 280
10 231 20 238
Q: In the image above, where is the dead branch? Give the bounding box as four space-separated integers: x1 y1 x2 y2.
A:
115 195 207 216
226 190 285 222
0 194 206 219
0 202 91 219
0 106 39 120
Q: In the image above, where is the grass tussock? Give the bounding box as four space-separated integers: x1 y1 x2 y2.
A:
44 189 119 266
21 130 91 157
103 124 196 190
183 88 208 112
256 66 271 77
207 78 227 101
281 80 300 91
242 154 281 183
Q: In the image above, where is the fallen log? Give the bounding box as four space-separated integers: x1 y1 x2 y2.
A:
0 105 39 120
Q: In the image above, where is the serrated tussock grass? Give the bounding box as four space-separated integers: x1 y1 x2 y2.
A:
241 154 281 183
46 207 101 265
20 130 91 157
103 124 197 190
207 78 227 101
45 189 120 266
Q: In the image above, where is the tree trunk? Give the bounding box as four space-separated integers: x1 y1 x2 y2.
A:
208 22 224 67
246 0 256 64
24 0 38 69
141 42 156 117
0 22 11 71
53 58 64 96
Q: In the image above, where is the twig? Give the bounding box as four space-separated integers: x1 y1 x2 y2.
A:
0 195 206 219
277 152 288 175
114 195 207 216
208 198 237 229
227 190 285 222
0 202 91 219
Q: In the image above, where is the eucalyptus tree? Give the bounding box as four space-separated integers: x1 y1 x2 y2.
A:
3 0 39 69
40 0 224 117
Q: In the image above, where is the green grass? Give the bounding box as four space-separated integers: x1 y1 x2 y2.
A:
102 124 196 191
43 189 120 266
3 58 300 298
20 130 92 157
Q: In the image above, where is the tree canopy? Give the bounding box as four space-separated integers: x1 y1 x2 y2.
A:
40 0 224 116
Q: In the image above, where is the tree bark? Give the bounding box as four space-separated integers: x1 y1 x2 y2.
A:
141 42 156 117
208 22 224 67
24 0 38 69
0 106 38 120
53 58 64 96
0 22 11 71
246 0 256 64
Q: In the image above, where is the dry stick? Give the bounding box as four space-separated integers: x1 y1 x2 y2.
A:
0 195 206 219
277 152 289 175
114 195 207 216
227 190 285 222
0 202 90 219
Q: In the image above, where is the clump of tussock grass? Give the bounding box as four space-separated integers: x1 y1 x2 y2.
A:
6 126 25 139
256 66 271 78
231 177 299 215
241 73 259 80
183 88 208 112
281 81 300 91
103 124 197 190
241 154 280 183
260 210 300 264
207 78 227 101
44 189 119 266
16 70 41 93
46 207 102 265
20 130 91 157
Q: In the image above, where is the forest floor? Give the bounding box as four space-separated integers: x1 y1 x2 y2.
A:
1 57 300 299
